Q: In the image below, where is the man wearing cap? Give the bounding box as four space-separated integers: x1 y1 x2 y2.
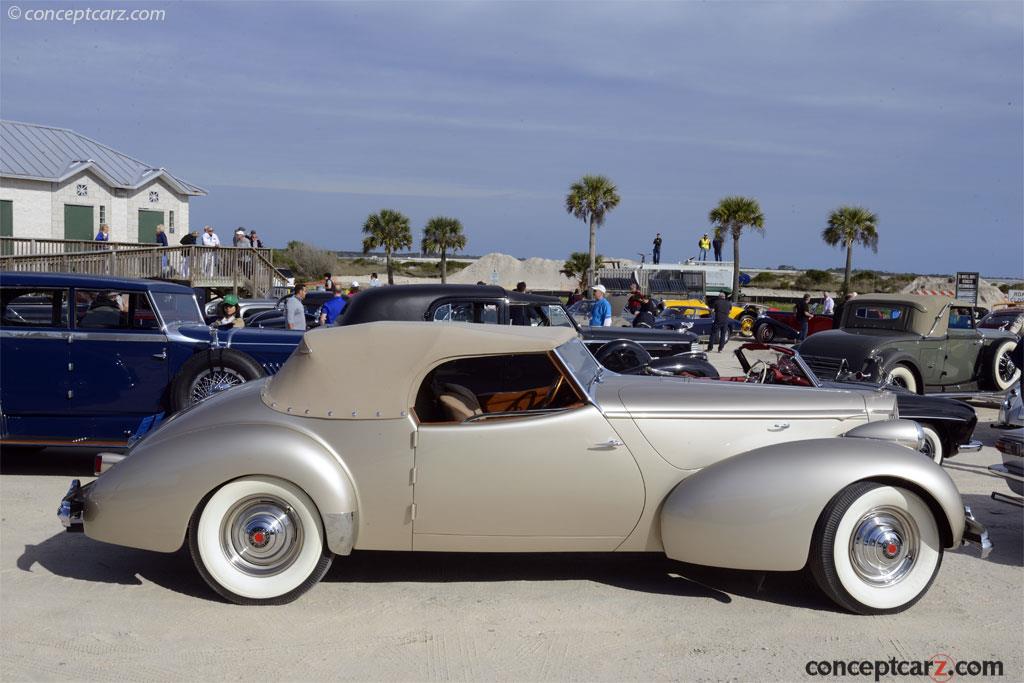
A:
348 281 360 297
214 294 245 329
589 284 613 327
201 225 220 276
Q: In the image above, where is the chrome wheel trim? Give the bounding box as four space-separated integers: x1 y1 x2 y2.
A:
997 348 1018 384
220 495 304 578
848 506 919 586
189 367 246 404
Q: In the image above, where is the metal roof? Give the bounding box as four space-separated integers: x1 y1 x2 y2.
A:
0 120 206 196
0 271 194 293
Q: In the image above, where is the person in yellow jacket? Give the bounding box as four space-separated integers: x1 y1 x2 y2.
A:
698 233 711 261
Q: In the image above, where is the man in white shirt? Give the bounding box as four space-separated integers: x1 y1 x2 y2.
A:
822 291 835 316
201 225 221 276
369 272 381 287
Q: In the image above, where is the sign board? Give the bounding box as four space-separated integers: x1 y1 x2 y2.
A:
955 272 979 305
1008 289 1024 304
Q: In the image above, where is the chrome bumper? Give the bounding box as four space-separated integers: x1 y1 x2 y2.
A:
57 479 84 532
958 440 983 453
961 505 992 559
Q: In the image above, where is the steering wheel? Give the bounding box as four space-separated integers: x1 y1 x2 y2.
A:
745 359 769 383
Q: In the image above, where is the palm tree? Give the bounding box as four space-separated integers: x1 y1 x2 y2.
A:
565 175 620 289
708 196 765 302
421 216 467 284
362 209 412 285
560 251 605 291
822 206 879 297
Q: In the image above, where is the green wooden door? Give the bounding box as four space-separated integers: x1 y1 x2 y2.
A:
64 205 94 241
1 200 12 255
138 209 163 243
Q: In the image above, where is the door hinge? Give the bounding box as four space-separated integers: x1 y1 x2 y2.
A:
410 503 417 521
411 431 418 449
410 467 417 485
67 390 73 399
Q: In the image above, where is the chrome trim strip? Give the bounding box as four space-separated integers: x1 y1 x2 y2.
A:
606 409 861 420
0 329 68 339
69 331 169 343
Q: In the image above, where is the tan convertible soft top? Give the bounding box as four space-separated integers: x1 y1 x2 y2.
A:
261 321 579 419
845 293 973 337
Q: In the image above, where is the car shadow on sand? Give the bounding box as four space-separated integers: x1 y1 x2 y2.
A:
18 532 843 612
0 447 106 477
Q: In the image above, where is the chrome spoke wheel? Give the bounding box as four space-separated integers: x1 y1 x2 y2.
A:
848 506 919 587
998 353 1017 384
220 495 304 577
189 367 245 404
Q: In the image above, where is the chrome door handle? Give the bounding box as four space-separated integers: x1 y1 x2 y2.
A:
594 438 624 449
769 423 790 432
152 349 167 360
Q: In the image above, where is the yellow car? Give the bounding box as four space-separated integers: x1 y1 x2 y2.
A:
662 298 759 336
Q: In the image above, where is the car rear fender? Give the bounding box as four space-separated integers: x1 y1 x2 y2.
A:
81 423 358 556
659 438 963 571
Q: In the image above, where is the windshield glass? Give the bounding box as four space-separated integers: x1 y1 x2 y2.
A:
555 338 601 393
151 292 204 325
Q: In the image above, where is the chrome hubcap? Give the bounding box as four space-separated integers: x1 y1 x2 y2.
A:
221 496 303 577
849 506 918 586
189 368 245 404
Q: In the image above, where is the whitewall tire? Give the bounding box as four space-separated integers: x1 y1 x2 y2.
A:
189 476 333 605
919 424 944 464
990 340 1021 391
810 482 943 615
885 365 918 394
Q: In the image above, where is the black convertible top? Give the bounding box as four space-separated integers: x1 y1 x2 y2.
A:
338 284 560 325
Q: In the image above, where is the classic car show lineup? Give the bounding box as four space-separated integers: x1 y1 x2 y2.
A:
0 271 1018 615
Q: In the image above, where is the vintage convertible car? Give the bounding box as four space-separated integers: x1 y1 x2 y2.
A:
586 340 980 463
799 294 1020 395
754 309 834 343
661 298 762 336
339 285 715 376
61 322 990 613
0 272 303 448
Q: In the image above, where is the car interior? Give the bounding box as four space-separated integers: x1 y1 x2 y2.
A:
414 352 585 424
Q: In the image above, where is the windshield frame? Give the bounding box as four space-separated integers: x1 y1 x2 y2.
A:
151 291 205 327
553 337 602 403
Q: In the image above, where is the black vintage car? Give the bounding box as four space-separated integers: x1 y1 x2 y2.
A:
335 284 718 377
799 293 1020 395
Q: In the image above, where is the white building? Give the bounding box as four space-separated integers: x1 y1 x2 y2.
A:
0 120 206 244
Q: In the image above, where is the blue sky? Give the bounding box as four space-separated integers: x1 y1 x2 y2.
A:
2 1 1021 275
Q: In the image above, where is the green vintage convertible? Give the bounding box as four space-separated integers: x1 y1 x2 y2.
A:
799 294 1019 395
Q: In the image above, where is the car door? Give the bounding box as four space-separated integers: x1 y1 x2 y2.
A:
70 288 170 417
0 286 70 417
943 306 985 386
411 353 645 551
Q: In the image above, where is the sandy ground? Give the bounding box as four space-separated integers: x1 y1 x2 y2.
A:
1 343 1021 681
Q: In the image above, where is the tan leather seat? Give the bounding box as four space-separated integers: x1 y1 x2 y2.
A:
438 383 482 422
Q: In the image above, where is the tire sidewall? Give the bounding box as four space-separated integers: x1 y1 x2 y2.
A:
755 323 774 343
885 364 918 394
918 424 944 464
826 485 942 613
192 477 328 602
990 340 1021 391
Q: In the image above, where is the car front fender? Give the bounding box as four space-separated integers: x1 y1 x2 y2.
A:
81 423 359 556
660 438 964 571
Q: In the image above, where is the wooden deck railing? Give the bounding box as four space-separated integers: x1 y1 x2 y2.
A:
0 238 285 297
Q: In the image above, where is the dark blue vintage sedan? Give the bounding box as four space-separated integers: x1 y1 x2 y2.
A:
0 272 303 449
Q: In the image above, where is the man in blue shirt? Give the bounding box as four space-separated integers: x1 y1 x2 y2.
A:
589 284 613 327
319 285 347 326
